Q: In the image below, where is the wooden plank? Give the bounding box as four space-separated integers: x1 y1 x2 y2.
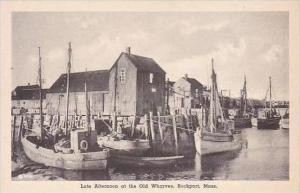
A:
172 115 178 155
149 112 155 141
157 111 163 141
144 114 149 139
131 115 136 137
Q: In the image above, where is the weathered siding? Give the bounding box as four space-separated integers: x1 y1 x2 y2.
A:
46 91 109 115
109 54 137 115
137 71 165 115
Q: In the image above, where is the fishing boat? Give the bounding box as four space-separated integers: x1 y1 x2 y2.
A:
194 59 243 155
21 44 109 170
231 76 252 128
111 155 184 168
257 77 281 130
281 108 289 129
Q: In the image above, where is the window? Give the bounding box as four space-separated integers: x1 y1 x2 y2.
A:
120 68 126 84
149 73 154 83
151 87 157 93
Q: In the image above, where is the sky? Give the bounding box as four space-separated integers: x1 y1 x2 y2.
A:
12 12 289 100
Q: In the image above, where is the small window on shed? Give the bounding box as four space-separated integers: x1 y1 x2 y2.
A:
149 73 154 83
120 68 126 84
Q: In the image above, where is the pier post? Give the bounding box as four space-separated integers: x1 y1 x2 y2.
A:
112 112 117 131
12 115 17 153
131 115 136 137
144 114 149 139
149 111 155 141
157 111 163 141
18 116 24 146
172 115 179 155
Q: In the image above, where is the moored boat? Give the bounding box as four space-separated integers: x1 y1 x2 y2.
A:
281 109 289 129
98 135 150 156
232 76 252 129
257 77 281 130
194 59 243 155
21 44 109 170
111 154 184 167
22 134 109 170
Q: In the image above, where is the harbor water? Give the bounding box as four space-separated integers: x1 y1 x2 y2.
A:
12 125 289 181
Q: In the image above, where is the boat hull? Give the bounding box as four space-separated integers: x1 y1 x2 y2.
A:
21 136 109 170
234 117 252 128
194 132 242 155
257 117 281 130
251 118 258 127
281 118 289 129
98 136 150 156
111 155 184 167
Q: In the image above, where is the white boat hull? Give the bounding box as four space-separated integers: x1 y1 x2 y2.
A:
22 136 109 170
281 118 289 129
98 136 150 156
194 132 242 155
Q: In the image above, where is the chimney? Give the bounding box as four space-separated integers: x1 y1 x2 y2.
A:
184 74 188 79
126 47 131 54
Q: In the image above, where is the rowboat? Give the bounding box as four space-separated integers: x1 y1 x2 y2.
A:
98 135 150 156
111 155 184 167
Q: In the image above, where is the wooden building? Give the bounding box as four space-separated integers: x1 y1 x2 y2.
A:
108 47 166 116
169 74 204 114
46 70 110 115
11 84 47 114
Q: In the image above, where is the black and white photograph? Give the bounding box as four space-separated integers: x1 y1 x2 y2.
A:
1 1 299 193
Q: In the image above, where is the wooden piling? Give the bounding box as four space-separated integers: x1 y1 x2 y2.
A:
144 114 149 139
112 112 117 131
12 115 17 153
157 111 163 141
18 116 24 146
172 115 178 155
131 115 136 137
149 112 155 141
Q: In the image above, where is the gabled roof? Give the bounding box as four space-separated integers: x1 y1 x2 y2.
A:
12 84 47 100
48 70 109 93
111 52 166 74
185 77 203 89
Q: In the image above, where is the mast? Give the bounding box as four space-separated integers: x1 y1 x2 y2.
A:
269 76 272 111
38 47 43 140
210 58 215 133
65 42 72 134
85 68 91 134
242 75 247 116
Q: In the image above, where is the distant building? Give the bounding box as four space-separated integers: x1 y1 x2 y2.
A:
11 84 47 114
108 47 166 116
46 70 110 115
169 74 204 114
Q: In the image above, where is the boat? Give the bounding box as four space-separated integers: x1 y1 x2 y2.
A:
232 76 252 128
21 44 109 170
194 59 243 155
281 108 289 129
98 135 150 156
257 77 281 130
111 154 184 167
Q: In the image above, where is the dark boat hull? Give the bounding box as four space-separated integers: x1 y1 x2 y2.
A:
234 117 252 128
257 117 281 130
112 155 184 167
